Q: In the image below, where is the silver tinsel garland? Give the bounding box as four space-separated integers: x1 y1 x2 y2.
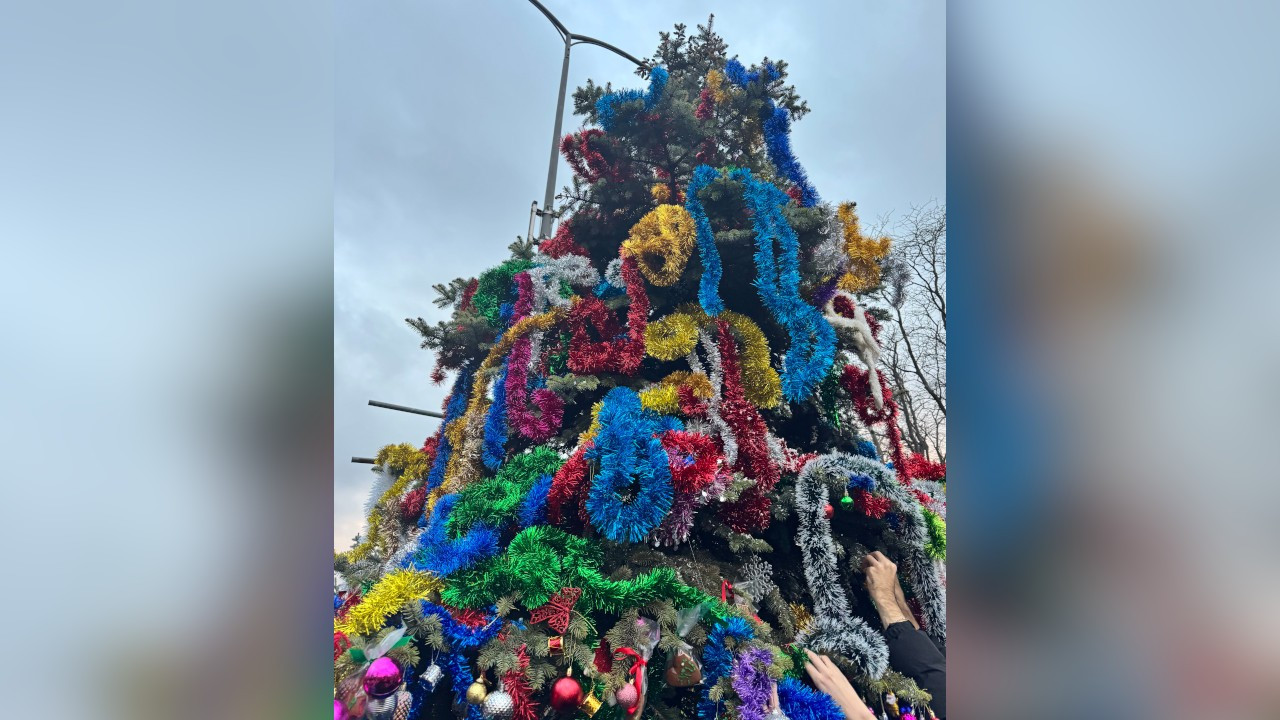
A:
528 253 601 312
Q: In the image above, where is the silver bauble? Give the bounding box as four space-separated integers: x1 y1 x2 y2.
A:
364 693 397 720
482 689 514 719
422 663 444 688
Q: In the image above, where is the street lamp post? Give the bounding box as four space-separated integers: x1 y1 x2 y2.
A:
526 0 646 241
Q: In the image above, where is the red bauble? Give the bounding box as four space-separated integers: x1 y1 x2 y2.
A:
550 677 583 714
824 503 835 519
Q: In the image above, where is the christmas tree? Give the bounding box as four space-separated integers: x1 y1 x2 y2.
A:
335 18 946 720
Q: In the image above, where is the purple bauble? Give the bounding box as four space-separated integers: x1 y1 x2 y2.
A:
334 699 346 720
362 657 403 698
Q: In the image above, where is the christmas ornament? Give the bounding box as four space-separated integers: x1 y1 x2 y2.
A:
580 691 603 717
482 681 514 719
528 587 583 634
900 705 916 720
615 682 638 709
664 646 702 687
466 679 488 705
364 690 411 720
840 490 853 508
547 635 564 655
422 663 444 689
765 709 789 720
392 691 412 720
362 657 403 698
334 699 346 720
823 503 834 519
550 676 583 714
885 691 899 717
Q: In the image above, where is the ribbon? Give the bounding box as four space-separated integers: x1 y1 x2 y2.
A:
616 647 648 716
721 580 735 605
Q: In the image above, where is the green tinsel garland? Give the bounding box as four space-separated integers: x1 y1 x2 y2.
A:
922 508 946 560
446 446 564 535
472 259 535 327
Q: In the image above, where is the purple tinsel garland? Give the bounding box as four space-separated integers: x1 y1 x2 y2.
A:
731 647 775 720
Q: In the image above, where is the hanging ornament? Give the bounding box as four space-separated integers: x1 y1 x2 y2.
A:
580 691 603 717
482 680 515 719
663 645 703 687
900 705 916 720
334 699 346 720
840 488 853 508
765 709 790 720
547 635 564 655
422 663 444 689
365 690 411 720
466 678 488 706
528 587 583 634
823 503 835 519
362 657 403 699
885 691 899 717
614 682 639 709
550 675 584 714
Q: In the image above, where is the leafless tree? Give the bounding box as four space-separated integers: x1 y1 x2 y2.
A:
874 203 946 461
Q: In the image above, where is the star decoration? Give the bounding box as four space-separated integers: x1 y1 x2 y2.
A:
529 587 582 634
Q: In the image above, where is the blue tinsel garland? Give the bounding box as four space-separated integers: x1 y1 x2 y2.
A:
697 616 755 719
730 168 836 401
685 164 726 315
596 66 669 132
583 387 681 543
423 362 477 505
518 474 554 528
722 59 819 207
853 439 879 460
410 494 501 577
482 361 509 471
777 676 846 720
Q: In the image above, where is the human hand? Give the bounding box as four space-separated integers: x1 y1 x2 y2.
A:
803 649 876 720
862 551 909 628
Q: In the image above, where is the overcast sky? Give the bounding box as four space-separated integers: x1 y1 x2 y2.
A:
334 0 945 550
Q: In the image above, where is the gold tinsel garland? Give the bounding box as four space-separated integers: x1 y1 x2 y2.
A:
645 312 702 360
706 69 729 104
639 371 713 414
835 202 891 293
622 205 697 287
337 443 433 564
335 569 443 637
675 305 782 409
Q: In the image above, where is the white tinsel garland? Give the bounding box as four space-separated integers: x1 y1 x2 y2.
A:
528 253 601 311
823 291 883 410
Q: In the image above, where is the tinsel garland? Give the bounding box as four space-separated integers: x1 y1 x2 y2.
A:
472 260 535 327
502 644 539 720
714 320 781 531
622 204 697 287
447 446 565 535
652 465 730 546
561 128 627 184
340 443 436 564
659 429 721 493
538 220 590 259
482 361 510 470
567 255 648 375
426 362 476 498
336 569 443 637
527 253 600 312
441 526 713 614
596 66 668 132
518 473 554 528
545 443 592 525
684 165 726 314
678 304 782 409
411 494 501 578
697 616 754 720
685 328 736 465
722 60 819 207
838 364 911 488
505 332 564 442
730 168 836 401
777 676 845 720
834 203 891 293
446 308 567 491
645 312 701 361
922 508 946 560
639 371 713 414
731 647 776 720
796 454 947 651
584 387 680 543
419 600 502 650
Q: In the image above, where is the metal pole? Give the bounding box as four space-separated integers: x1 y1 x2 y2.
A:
538 36 572 240
352 456 377 464
368 399 445 419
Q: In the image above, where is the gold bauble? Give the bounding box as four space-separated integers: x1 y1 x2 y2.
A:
579 691 603 717
466 680 488 705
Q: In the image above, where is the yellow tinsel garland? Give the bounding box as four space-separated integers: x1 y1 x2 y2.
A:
706 69 728 104
645 312 701 361
650 183 671 204
337 442 433 564
639 371 713 414
674 305 782 409
835 202 891 293
622 205 697 287
335 569 443 637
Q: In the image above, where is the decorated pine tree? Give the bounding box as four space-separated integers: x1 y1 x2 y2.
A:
335 19 946 720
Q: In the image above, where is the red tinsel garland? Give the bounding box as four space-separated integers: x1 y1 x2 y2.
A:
333 631 351 660
713 320 780 531
659 430 721 493
567 255 647 375
399 486 426 523
547 443 592 525
539 221 590 259
459 277 479 312
560 129 628 184
502 644 539 720
839 363 912 486
852 489 891 519
504 274 564 442
695 87 715 120
905 453 946 483
444 605 491 630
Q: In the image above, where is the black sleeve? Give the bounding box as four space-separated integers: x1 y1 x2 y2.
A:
884 621 946 719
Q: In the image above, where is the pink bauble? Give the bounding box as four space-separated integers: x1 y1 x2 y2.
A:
362 657 403 698
334 699 346 720
615 683 638 709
